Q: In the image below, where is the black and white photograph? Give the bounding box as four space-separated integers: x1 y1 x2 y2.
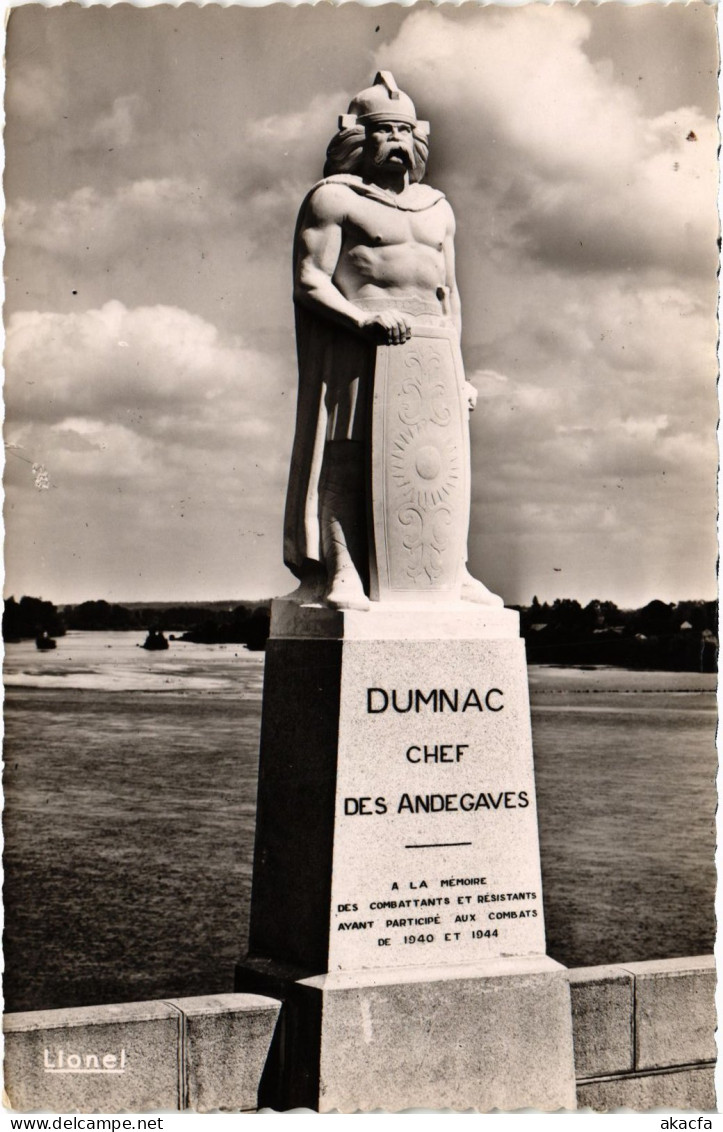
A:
2 0 718 1116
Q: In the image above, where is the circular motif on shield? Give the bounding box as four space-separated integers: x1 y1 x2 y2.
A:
414 445 443 480
391 426 460 508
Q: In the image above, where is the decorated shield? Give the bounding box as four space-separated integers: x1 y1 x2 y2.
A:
369 326 470 602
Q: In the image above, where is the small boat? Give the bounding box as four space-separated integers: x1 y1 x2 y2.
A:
141 628 169 651
36 632 57 651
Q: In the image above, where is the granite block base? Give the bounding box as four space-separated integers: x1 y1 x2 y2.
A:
236 956 577 1112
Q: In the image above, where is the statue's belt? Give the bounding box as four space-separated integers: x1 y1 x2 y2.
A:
354 295 452 326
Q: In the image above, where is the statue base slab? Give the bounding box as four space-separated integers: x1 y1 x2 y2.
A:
270 597 519 641
235 956 577 1112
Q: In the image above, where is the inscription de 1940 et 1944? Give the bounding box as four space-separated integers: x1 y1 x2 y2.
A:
335 878 540 953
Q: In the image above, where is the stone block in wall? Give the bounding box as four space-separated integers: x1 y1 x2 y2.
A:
578 1066 716 1112
169 993 280 1111
623 956 716 1071
568 965 634 1078
4 1001 182 1112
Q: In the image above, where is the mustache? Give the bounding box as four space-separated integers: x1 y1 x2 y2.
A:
372 141 415 167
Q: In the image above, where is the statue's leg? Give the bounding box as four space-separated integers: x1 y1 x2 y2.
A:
319 440 370 611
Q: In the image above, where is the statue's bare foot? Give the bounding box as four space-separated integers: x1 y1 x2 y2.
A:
460 569 504 607
325 567 370 612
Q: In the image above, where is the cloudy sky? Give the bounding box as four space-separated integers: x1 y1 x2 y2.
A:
4 2 718 607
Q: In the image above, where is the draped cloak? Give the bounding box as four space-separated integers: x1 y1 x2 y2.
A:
283 174 447 577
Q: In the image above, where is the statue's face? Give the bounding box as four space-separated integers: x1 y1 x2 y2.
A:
365 120 416 174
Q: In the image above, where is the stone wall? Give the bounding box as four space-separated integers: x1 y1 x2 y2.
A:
571 956 717 1111
3 995 281 1113
3 957 716 1112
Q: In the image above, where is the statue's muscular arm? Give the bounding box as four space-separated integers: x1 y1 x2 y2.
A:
441 203 462 340
294 184 412 345
441 202 477 412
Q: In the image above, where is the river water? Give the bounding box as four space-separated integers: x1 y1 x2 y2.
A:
3 632 716 1012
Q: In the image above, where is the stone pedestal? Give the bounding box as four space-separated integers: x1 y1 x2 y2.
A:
238 601 576 1111
239 956 576 1112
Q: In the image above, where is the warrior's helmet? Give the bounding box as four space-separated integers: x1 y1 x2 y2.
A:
339 71 429 136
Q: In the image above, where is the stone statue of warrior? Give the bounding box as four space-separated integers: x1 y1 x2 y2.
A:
283 72 502 612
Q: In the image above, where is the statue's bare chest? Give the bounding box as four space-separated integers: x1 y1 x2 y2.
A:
344 196 447 252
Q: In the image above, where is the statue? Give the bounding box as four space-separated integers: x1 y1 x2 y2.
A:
283 72 502 612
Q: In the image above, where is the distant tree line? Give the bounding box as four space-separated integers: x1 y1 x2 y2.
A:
3 596 271 652
3 594 717 670
516 597 717 673
173 605 270 650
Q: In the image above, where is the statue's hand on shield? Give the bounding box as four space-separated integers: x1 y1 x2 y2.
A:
359 309 412 346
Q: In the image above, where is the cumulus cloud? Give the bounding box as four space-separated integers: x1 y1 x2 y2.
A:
5 300 294 445
378 7 717 278
6 87 338 277
470 286 715 486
